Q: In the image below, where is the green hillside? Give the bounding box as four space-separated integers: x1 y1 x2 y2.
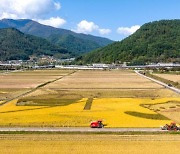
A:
47 34 100 56
77 20 180 65
0 28 68 61
0 19 113 56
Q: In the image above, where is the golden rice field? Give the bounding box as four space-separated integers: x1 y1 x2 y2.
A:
0 69 179 127
0 98 179 127
0 134 180 154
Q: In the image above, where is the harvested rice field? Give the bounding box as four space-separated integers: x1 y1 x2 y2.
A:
0 69 179 127
0 70 73 89
0 134 180 154
0 70 74 102
154 73 180 83
45 70 163 89
37 70 178 99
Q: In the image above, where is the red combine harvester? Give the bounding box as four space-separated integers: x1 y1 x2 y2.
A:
90 120 104 128
161 122 180 131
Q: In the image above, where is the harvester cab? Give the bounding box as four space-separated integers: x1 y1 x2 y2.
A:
90 120 104 128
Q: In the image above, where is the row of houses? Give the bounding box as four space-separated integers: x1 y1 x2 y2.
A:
0 61 179 70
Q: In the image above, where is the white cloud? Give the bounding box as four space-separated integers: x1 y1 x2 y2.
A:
0 12 18 19
75 20 99 33
38 17 66 28
73 20 111 35
99 28 111 35
117 25 140 36
0 0 66 28
0 0 61 19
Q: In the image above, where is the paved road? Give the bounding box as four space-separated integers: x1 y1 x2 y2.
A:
135 71 180 94
0 127 166 132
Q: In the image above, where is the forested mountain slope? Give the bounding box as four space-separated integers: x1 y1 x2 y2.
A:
77 20 180 64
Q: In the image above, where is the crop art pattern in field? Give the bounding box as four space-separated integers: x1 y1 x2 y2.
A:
0 70 179 127
0 98 179 127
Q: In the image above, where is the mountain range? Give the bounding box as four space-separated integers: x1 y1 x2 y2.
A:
1 19 180 64
0 19 113 57
0 28 69 61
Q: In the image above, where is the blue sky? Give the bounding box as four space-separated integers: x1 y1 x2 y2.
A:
0 0 180 40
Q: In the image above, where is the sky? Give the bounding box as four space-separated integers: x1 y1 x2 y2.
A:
0 0 180 40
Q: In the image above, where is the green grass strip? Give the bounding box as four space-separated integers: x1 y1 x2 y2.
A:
84 98 93 110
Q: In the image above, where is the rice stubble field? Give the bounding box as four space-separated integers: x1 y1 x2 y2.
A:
154 73 180 83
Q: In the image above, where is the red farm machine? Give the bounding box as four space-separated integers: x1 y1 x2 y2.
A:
90 120 104 128
161 122 180 131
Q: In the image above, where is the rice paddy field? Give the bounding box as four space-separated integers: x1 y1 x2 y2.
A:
0 69 179 127
0 134 180 154
0 70 73 102
154 73 180 83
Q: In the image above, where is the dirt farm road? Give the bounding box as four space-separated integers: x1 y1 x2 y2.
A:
0 127 168 133
135 71 180 94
